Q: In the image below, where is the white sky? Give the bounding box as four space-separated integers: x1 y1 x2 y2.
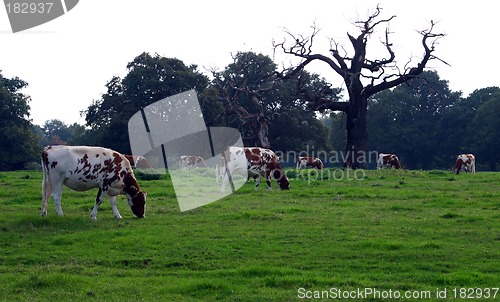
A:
0 0 498 126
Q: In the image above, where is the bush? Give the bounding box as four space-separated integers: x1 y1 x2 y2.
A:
24 162 41 171
135 170 165 181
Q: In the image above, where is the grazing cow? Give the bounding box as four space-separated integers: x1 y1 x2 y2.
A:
377 153 402 169
221 147 290 192
455 153 475 174
178 155 206 170
41 145 146 219
124 155 151 169
296 156 324 170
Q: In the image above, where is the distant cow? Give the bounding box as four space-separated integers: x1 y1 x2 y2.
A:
377 153 402 169
455 153 475 174
124 155 151 169
178 155 206 170
296 156 324 170
41 145 146 219
221 147 290 192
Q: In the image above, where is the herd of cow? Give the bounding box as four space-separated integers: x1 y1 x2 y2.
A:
39 145 476 219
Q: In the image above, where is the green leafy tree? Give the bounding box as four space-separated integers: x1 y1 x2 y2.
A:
43 119 71 143
326 112 347 156
212 52 279 148
469 89 500 170
440 87 497 154
83 52 210 153
199 86 226 128
66 123 86 145
212 51 334 152
268 73 334 153
368 71 461 169
367 88 410 161
32 124 49 148
0 71 39 170
40 119 86 145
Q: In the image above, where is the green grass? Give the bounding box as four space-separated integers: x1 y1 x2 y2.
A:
0 169 498 301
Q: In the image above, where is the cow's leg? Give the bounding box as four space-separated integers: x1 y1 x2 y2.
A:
90 188 106 220
266 174 273 191
52 194 64 215
215 166 220 183
262 169 273 191
50 174 65 216
253 175 261 191
107 195 122 219
220 173 228 193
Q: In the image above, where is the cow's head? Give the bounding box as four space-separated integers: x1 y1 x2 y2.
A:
129 191 146 218
272 169 290 190
315 158 324 170
123 172 147 218
391 157 402 169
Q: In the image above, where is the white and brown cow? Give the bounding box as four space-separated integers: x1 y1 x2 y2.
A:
296 156 324 170
377 153 402 169
455 153 475 174
221 147 290 192
178 155 207 170
41 145 146 219
124 155 151 169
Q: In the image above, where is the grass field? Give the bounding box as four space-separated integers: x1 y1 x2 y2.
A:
0 169 498 301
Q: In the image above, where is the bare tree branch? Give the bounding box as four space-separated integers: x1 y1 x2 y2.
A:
275 5 447 168
210 53 279 147
367 20 447 95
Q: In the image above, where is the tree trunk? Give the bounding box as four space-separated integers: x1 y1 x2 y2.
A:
250 117 270 148
344 94 369 169
250 93 270 148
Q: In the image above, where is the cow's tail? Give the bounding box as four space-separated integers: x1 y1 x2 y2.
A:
41 153 52 216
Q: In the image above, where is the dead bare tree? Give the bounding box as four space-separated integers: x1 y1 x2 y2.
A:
211 53 276 148
274 5 446 168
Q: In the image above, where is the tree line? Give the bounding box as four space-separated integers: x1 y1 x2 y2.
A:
1 6 498 171
330 71 499 170
0 52 332 170
1 56 498 171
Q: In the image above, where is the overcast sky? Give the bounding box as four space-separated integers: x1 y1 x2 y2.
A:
1 0 498 126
